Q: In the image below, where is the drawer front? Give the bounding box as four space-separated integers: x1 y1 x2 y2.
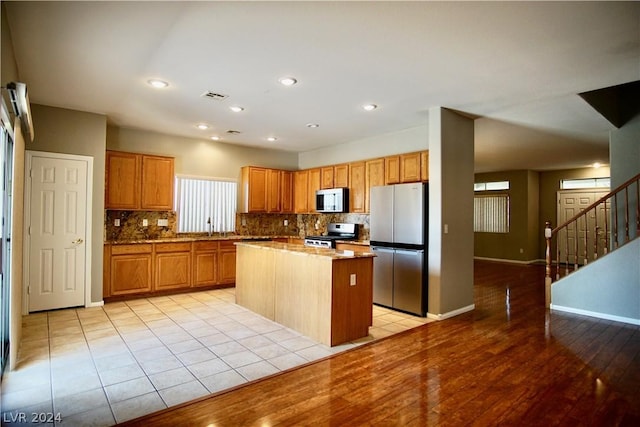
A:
155 242 192 253
219 239 240 250
194 241 219 251
111 244 153 255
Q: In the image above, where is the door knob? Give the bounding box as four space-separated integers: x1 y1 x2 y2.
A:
72 238 84 245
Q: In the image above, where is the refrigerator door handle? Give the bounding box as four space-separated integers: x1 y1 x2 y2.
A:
372 247 395 253
394 249 424 255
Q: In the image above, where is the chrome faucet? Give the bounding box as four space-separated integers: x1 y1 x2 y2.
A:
207 217 212 236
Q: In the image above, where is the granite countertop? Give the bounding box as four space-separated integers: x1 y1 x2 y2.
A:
104 235 293 245
234 241 376 260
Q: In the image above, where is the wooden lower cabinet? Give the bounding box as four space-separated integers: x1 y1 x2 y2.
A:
108 244 153 296
105 239 240 298
193 241 219 287
155 243 191 291
218 241 237 285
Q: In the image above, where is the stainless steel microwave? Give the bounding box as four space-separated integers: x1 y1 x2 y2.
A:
316 188 349 213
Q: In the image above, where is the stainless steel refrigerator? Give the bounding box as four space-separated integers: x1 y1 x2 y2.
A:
370 182 427 316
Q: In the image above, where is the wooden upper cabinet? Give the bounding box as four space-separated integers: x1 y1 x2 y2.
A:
281 170 294 213
334 164 349 188
308 168 321 212
349 162 366 213
400 152 422 183
294 170 309 213
141 155 174 210
106 151 174 210
366 158 385 213
266 169 281 213
384 156 400 185
106 151 141 210
321 167 334 189
240 166 267 213
421 151 429 181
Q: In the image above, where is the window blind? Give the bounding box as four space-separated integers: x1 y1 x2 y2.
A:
474 194 509 233
174 176 237 233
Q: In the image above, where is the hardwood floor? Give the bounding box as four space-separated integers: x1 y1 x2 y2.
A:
121 260 640 426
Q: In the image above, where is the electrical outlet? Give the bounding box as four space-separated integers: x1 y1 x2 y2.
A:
241 217 247 226
114 219 120 227
142 219 148 227
158 219 168 227
284 219 288 226
350 274 356 286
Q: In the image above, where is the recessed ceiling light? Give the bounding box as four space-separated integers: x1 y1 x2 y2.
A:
306 123 319 128
148 79 169 89
210 136 221 141
279 77 297 86
362 104 378 111
267 136 278 142
229 106 244 113
593 162 602 169
196 123 209 130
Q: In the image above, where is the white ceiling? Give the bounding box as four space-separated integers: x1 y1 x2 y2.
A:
4 1 639 172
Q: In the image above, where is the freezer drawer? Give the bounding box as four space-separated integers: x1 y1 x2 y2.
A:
372 246 394 307
393 249 425 315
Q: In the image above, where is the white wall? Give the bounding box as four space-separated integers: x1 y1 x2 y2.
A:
552 238 640 325
298 125 428 169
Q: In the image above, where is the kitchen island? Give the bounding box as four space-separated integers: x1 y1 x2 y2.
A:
235 241 375 346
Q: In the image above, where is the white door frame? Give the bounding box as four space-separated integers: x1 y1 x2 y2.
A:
23 150 93 314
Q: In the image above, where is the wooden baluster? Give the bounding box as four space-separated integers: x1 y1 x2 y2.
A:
583 213 588 265
636 179 640 238
574 220 579 271
625 187 630 243
555 226 560 280
565 223 570 277
603 197 609 255
594 226 599 260
544 221 552 308
611 193 618 249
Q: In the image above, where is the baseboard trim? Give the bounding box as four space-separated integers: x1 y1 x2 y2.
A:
87 300 105 308
474 256 542 265
550 304 640 326
427 304 475 321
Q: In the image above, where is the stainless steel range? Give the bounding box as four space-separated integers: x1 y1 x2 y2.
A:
304 223 358 248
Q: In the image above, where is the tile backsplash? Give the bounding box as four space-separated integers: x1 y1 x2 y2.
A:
105 210 370 242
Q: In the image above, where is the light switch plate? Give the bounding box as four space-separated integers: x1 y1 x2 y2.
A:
158 219 168 227
350 274 356 286
114 219 120 227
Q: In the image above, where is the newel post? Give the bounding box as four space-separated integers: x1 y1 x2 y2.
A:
544 221 552 308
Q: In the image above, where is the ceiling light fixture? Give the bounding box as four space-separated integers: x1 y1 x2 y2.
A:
196 123 210 130
267 136 278 142
210 136 221 141
306 123 319 128
279 77 298 86
592 162 602 169
148 79 169 89
229 106 244 113
362 104 378 111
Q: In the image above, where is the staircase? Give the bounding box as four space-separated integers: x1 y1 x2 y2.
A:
544 172 640 323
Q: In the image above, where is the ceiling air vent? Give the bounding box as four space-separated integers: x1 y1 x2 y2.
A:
226 130 241 135
201 91 228 101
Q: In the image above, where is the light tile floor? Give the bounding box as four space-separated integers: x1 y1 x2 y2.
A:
1 288 432 426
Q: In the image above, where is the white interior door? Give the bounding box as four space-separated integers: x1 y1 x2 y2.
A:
557 190 608 265
27 152 89 312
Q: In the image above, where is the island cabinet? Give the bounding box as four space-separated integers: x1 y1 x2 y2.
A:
155 242 192 291
235 242 374 346
106 244 153 297
105 151 174 210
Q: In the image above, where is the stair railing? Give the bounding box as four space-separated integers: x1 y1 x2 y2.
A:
544 172 640 307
